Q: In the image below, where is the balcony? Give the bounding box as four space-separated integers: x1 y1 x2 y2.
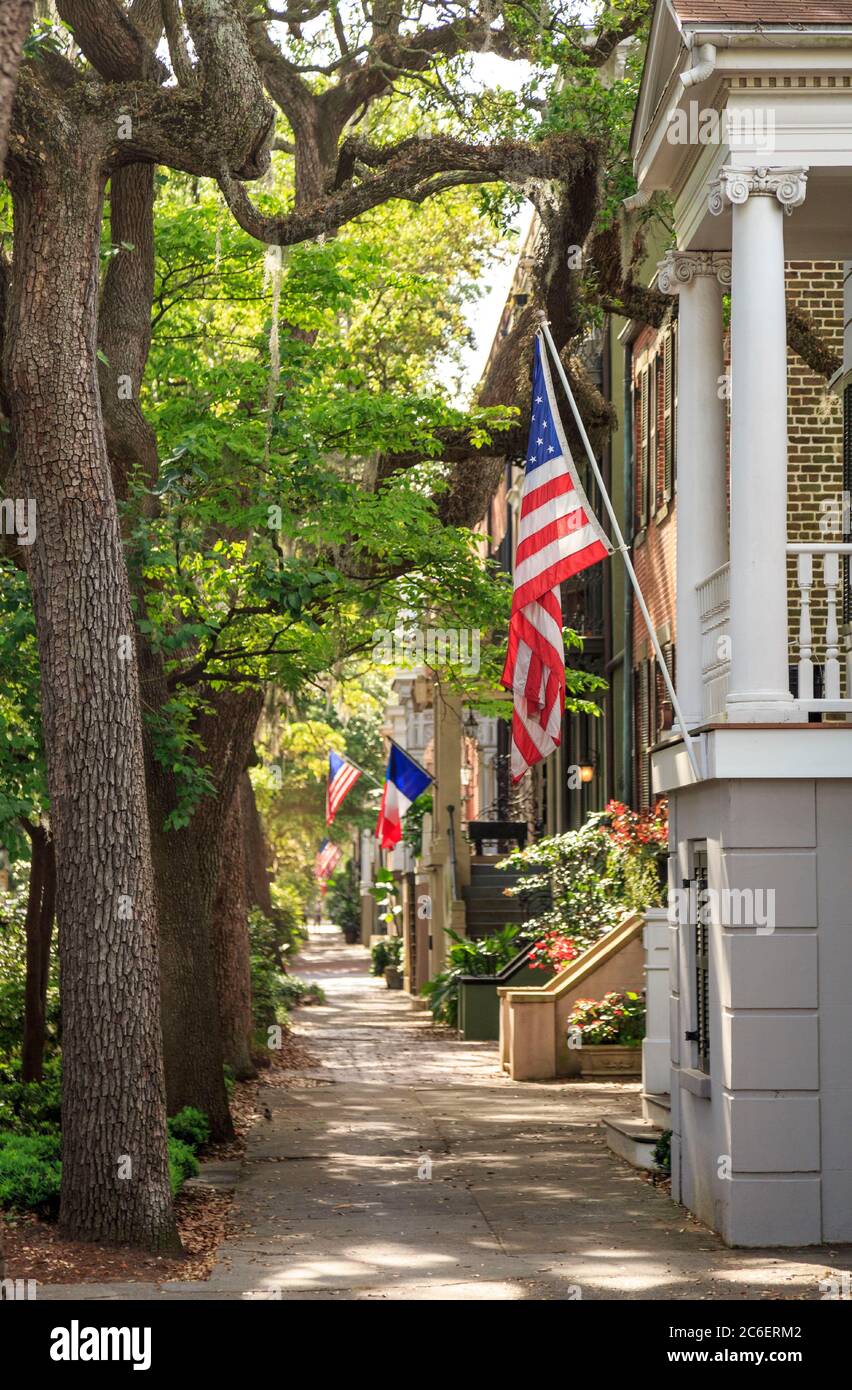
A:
697 545 852 723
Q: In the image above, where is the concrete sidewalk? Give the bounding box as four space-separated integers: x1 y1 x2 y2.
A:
39 941 852 1300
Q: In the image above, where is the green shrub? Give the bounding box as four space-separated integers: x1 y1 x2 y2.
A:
567 991 646 1046
371 936 402 976
167 1137 199 1196
384 936 403 968
0 880 60 1061
370 938 390 976
324 862 360 939
277 976 325 1008
421 925 522 1027
249 904 305 970
498 803 668 952
0 1055 62 1136
0 1132 62 1214
167 1106 210 1151
653 1128 672 1176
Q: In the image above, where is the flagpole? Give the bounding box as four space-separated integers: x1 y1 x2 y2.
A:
537 315 703 785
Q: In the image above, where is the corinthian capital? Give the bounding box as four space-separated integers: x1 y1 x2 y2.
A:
708 165 808 216
657 250 732 295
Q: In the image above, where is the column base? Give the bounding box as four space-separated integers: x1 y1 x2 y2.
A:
726 692 797 722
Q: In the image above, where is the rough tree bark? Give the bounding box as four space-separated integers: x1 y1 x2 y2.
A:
241 771 273 916
0 0 33 172
3 0 272 1249
99 162 234 1140
21 820 56 1083
4 145 177 1248
211 777 256 1079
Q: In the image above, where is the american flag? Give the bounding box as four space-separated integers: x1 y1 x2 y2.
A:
501 335 613 782
315 838 342 883
326 750 362 826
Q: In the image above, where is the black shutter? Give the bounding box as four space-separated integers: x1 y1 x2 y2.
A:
844 383 852 627
693 845 710 1073
637 659 651 810
664 329 674 503
639 366 649 529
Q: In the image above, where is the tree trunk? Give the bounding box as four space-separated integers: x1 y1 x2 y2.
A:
211 779 256 1079
142 678 263 1127
0 0 33 173
241 771 273 915
4 152 177 1250
96 163 234 1140
21 822 56 1083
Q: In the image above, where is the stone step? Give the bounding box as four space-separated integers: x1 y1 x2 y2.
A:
601 1114 664 1173
641 1091 672 1129
463 902 530 921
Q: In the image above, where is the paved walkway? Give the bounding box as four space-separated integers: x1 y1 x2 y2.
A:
41 941 852 1300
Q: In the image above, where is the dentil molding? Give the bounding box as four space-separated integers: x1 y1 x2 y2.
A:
708 165 808 216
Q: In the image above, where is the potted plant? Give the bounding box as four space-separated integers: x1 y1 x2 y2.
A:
566 991 645 1079
383 936 404 990
370 938 390 977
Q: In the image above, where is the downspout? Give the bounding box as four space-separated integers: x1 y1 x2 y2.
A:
622 343 635 806
680 42 717 88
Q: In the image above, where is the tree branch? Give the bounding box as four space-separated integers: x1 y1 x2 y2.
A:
56 0 166 81
160 0 196 85
787 302 842 381
218 131 595 245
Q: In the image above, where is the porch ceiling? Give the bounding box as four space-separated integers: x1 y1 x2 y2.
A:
681 164 852 259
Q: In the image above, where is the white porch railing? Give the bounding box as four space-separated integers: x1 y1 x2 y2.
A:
696 548 852 720
697 561 730 720
788 543 852 714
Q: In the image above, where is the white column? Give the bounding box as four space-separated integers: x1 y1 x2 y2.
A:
709 165 807 718
658 250 730 729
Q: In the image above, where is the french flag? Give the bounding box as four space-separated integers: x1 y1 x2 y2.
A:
376 742 432 850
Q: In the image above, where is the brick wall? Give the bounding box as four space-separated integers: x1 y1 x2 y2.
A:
785 261 845 693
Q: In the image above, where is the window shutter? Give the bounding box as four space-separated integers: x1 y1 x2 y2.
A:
648 652 658 759
637 660 651 809
663 330 674 503
671 321 678 494
657 641 675 736
639 366 649 529
649 358 658 519
844 383 852 627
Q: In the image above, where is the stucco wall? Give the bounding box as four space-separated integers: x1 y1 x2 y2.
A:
668 774 852 1246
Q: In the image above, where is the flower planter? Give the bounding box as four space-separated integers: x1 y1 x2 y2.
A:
578 1044 642 1080
384 966 403 990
